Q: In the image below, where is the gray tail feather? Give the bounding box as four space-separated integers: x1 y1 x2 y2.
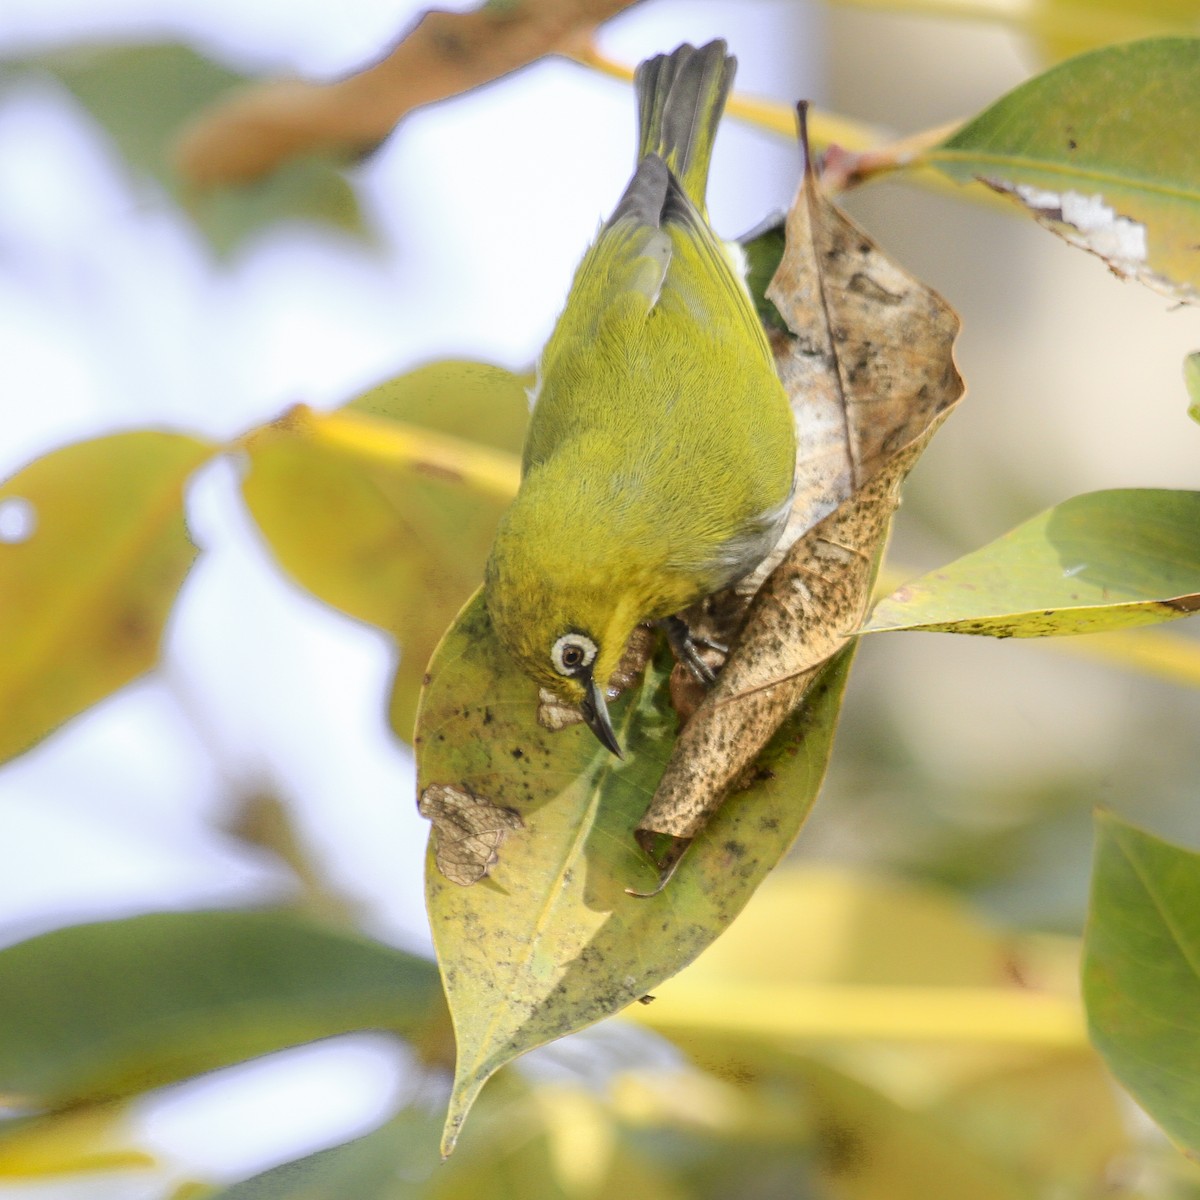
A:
633 40 735 213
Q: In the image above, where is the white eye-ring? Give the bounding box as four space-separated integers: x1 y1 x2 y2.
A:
551 633 598 677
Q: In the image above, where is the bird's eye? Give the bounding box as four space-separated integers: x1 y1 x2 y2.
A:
551 633 598 677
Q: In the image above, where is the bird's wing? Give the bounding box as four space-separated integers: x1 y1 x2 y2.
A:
658 174 772 359
524 163 770 473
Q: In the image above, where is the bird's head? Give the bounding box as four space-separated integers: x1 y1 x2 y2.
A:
484 497 639 757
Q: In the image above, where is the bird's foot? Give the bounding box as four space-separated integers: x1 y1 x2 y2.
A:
661 616 725 686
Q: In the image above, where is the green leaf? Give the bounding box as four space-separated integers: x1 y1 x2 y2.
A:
347 360 530 458
738 218 788 333
799 1061 1033 1200
0 431 216 764
212 1068 686 1200
20 44 365 256
928 1054 1130 1198
865 489 1200 637
0 1103 155 1178
241 368 524 740
415 590 854 1154
0 909 444 1109
928 37 1200 303
209 1110 436 1200
1083 812 1200 1155
1186 352 1200 425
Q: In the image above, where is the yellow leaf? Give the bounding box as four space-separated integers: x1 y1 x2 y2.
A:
663 865 1017 989
347 358 530 457
630 980 1084 1048
0 1103 155 1177
417 594 856 1155
629 867 1085 1048
0 432 216 763
241 400 521 741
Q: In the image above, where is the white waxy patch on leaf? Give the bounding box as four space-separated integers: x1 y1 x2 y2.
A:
1011 185 1148 263
984 179 1193 300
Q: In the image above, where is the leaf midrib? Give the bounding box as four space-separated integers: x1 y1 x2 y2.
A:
928 147 1200 206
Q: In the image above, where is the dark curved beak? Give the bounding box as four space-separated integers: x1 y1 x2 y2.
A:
579 672 623 758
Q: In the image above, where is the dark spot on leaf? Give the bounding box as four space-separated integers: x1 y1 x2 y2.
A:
116 608 151 645
1067 138 1078 150
817 1118 866 1176
1165 594 1200 614
847 272 902 305
482 708 494 725
422 672 432 686
511 747 524 759
723 839 746 859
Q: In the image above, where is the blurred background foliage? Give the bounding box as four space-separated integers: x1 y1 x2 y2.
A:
1 0 1200 1196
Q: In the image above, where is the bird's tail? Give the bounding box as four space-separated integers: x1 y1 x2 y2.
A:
634 40 735 218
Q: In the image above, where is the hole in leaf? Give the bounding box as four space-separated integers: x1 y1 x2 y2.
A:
0 497 36 543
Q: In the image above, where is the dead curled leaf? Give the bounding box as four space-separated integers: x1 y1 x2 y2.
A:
418 783 523 886
635 110 964 867
174 0 641 189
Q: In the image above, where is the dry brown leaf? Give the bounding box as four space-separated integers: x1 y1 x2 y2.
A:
174 0 641 189
636 110 964 872
417 783 523 886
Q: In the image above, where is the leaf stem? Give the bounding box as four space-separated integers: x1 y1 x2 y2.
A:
241 404 521 502
567 41 1007 208
564 40 888 153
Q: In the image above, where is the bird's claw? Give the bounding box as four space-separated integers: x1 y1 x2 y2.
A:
661 616 723 685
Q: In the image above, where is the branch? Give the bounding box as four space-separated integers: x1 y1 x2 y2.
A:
174 0 643 189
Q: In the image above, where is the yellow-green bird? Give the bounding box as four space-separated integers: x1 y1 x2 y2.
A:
484 40 796 756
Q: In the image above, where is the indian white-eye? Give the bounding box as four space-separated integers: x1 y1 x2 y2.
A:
484 40 796 756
